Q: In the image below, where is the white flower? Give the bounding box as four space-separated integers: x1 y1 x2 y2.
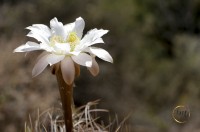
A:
14 17 113 84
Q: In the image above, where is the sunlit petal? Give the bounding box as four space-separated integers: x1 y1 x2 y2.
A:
73 17 85 38
50 17 65 38
72 53 92 67
81 29 109 47
26 24 51 38
14 41 41 52
26 24 51 44
27 32 49 44
92 38 104 44
89 47 113 63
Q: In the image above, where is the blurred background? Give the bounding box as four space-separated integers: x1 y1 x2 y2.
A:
1 0 200 131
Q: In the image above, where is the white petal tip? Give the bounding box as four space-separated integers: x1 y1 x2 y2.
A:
52 17 58 21
13 48 23 53
32 68 43 78
76 17 83 20
32 71 37 78
105 56 113 63
104 30 109 33
32 75 36 78
86 61 92 67
89 47 113 63
107 59 113 63
109 59 114 63
32 68 40 78
13 48 19 53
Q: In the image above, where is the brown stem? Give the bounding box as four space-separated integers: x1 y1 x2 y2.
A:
54 64 73 132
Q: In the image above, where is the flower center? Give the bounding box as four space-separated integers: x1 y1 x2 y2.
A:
67 32 79 43
66 32 80 51
49 32 80 52
50 35 64 46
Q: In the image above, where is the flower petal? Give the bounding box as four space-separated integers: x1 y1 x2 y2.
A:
61 57 75 85
72 53 92 67
46 54 65 66
14 41 41 52
89 47 113 63
53 42 70 54
32 53 50 77
27 32 49 45
26 24 51 38
73 17 85 38
50 17 65 38
88 57 99 76
92 38 104 44
81 28 109 47
64 22 75 33
36 51 49 62
26 24 51 44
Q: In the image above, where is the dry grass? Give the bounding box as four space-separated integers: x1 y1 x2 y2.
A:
24 100 130 132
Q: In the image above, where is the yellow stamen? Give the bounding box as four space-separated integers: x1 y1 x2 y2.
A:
66 32 80 51
49 32 80 52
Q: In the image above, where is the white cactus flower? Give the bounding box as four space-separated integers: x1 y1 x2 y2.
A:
14 17 113 84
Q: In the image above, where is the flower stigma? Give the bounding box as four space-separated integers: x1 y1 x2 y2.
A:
66 32 80 51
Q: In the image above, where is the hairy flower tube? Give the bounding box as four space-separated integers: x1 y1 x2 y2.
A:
14 17 113 84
